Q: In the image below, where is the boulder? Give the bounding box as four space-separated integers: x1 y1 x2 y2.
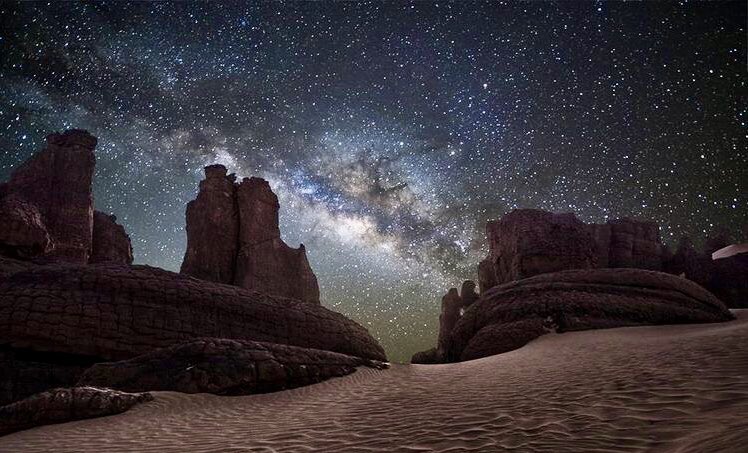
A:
0 387 152 437
90 211 133 265
181 166 320 303
2 130 97 264
0 194 52 259
78 338 385 396
448 268 733 362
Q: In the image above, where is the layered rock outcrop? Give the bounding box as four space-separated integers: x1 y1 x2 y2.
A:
0 129 132 265
478 209 665 292
90 212 134 265
181 165 320 303
0 263 385 365
447 269 733 362
0 387 152 437
0 261 384 404
78 338 385 396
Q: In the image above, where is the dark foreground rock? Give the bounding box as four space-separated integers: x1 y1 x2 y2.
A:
415 268 733 363
0 262 385 404
0 387 152 437
78 338 385 395
181 165 320 303
0 263 385 362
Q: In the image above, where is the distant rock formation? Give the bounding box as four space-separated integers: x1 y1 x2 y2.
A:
181 165 320 303
0 387 152 437
478 209 665 293
412 280 478 364
0 260 385 405
448 268 733 362
78 338 386 396
0 129 132 265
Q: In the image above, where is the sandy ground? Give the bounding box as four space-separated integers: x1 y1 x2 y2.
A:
2 311 748 453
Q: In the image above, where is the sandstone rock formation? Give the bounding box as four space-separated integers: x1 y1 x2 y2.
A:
2 130 97 263
0 129 133 265
78 338 385 396
412 280 479 364
478 209 665 292
90 212 133 265
448 268 733 362
0 387 152 437
0 261 385 404
181 165 320 303
0 263 385 363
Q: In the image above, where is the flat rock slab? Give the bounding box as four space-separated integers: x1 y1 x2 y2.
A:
0 387 152 437
78 338 387 395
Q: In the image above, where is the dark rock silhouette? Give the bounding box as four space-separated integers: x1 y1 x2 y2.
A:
412 280 479 364
78 338 386 396
181 165 320 304
0 387 152 437
449 268 733 362
90 212 133 264
479 209 666 292
664 233 748 308
0 129 133 265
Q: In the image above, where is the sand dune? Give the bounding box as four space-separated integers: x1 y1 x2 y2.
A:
2 312 748 453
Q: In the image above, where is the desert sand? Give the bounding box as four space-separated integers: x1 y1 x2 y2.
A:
2 311 747 453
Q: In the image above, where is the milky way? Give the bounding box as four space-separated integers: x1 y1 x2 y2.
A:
1 1 746 361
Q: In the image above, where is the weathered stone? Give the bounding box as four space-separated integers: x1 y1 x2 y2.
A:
180 164 239 284
234 177 320 303
437 288 462 358
0 263 386 363
460 280 479 308
478 209 665 292
412 280 481 364
481 210 598 289
3 130 97 264
448 268 733 362
0 194 52 259
181 166 320 303
78 338 385 396
90 211 133 265
0 387 152 437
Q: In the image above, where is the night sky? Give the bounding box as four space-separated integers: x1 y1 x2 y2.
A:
1 1 746 362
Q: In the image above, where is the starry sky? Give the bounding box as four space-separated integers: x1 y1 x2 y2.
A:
1 1 746 362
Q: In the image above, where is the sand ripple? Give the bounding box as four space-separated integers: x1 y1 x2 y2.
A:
2 311 748 452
